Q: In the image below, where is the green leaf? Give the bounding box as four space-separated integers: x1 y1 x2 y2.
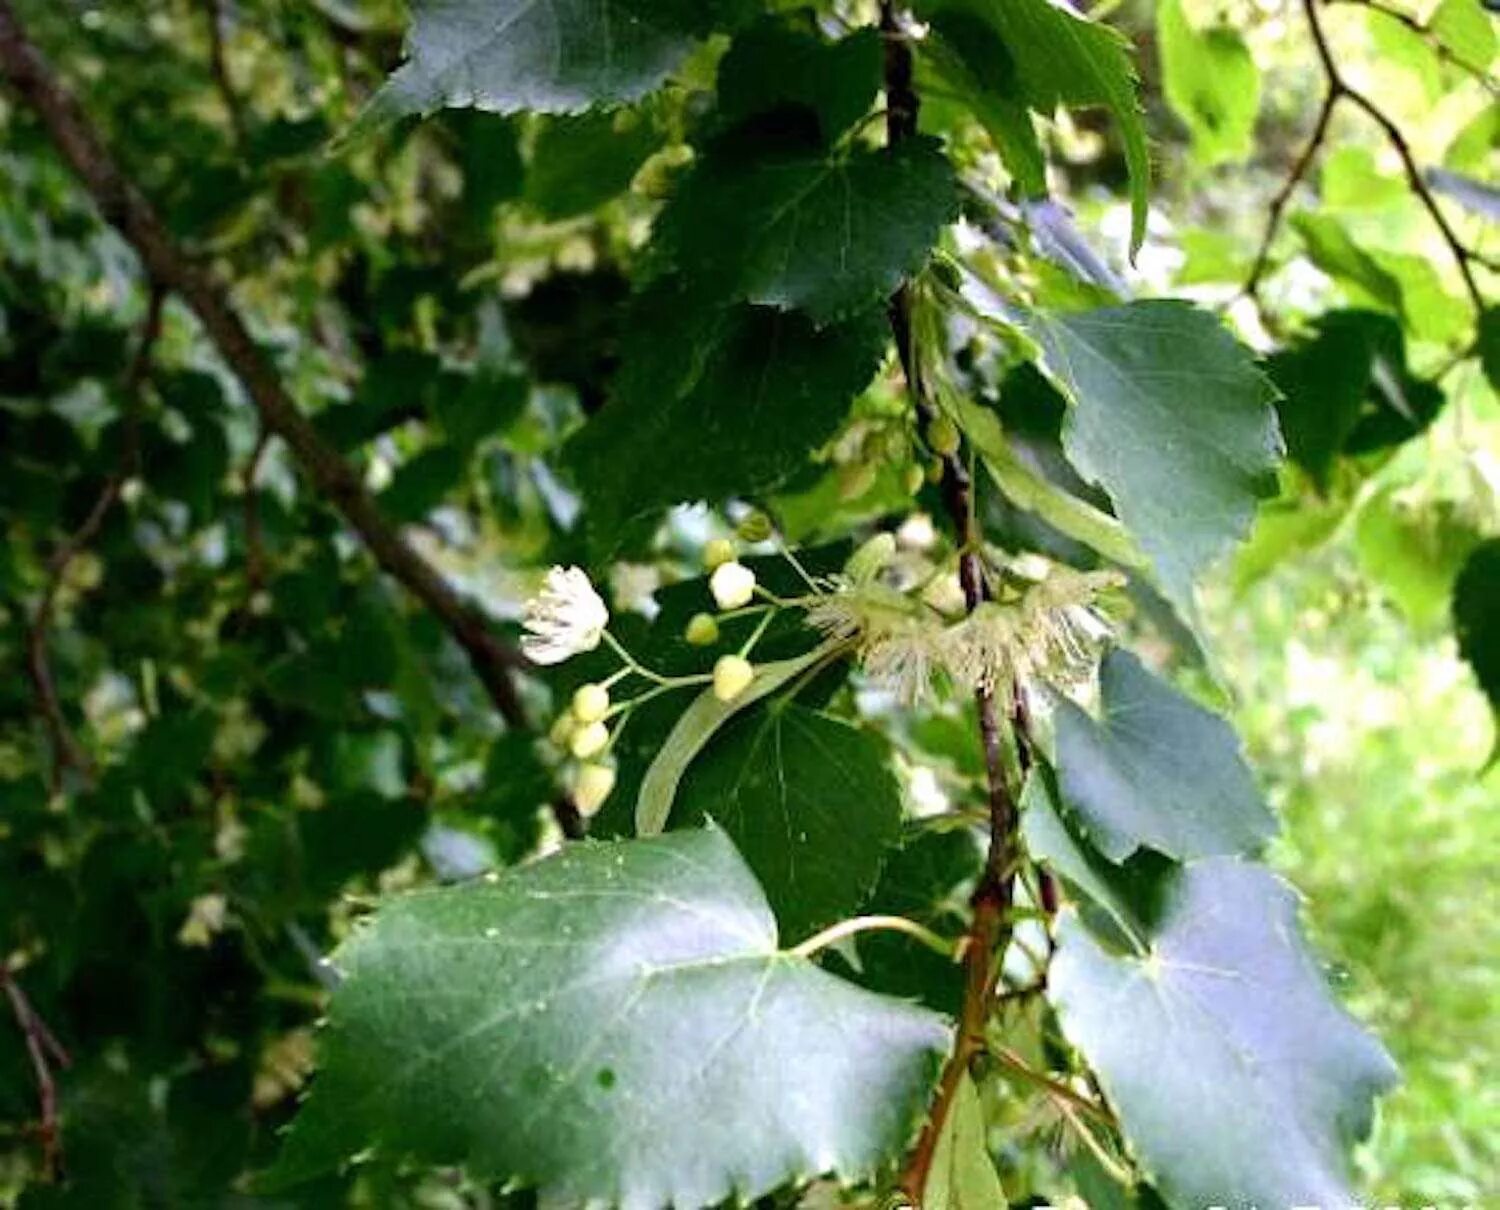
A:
919 11 1046 197
361 0 750 127
1292 212 1406 318
852 827 983 1014
1030 300 1283 616
716 21 882 144
525 109 662 219
565 284 887 553
1479 306 1500 393
921 1074 1006 1210
1264 310 1444 487
1156 0 1260 165
675 703 902 941
657 138 958 324
1355 488 1482 629
1047 857 1398 1209
1051 649 1276 862
915 0 1150 252
941 384 1148 573
636 642 842 837
1452 537 1500 753
269 827 948 1202
1021 769 1168 948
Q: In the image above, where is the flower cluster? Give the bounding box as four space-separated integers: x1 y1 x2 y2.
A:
518 523 1120 820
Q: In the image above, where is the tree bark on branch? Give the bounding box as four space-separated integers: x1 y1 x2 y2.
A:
881 5 1025 1199
0 1 588 832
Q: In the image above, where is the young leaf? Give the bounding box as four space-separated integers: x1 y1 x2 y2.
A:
1048 858 1398 1209
360 0 750 127
565 284 887 554
675 703 903 942
657 138 958 324
915 0 1150 253
1050 649 1276 863
921 1073 1006 1210
1156 0 1260 165
1029 300 1283 618
268 827 948 1203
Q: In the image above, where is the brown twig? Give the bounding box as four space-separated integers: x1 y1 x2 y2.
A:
0 2 534 731
1 966 71 1181
1243 86 1337 307
242 426 271 596
883 6 1025 1200
1244 0 1487 318
24 288 163 791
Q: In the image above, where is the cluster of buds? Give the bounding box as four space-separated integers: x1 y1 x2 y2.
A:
520 530 782 818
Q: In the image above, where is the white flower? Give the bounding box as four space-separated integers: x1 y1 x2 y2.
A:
521 566 609 665
709 560 757 610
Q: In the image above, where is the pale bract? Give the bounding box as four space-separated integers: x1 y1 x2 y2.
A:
521 566 610 665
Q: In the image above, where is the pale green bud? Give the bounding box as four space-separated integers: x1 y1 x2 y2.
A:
685 613 720 646
713 654 755 703
572 683 610 724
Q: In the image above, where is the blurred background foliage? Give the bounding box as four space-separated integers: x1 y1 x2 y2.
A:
0 0 1495 1204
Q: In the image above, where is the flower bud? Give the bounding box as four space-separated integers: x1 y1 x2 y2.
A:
548 711 577 747
838 462 878 501
703 537 737 571
713 654 756 703
571 683 610 724
846 532 897 583
569 720 610 760
684 612 720 646
736 510 773 543
926 414 960 458
903 464 925 496
926 457 945 484
710 561 757 610
572 762 616 816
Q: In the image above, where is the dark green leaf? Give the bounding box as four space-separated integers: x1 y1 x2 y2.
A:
270 827 948 1202
1453 537 1500 753
525 109 662 219
852 826 983 1015
915 0 1149 251
1051 649 1276 862
566 284 886 554
658 138 958 324
1478 305 1500 392
716 22 882 144
361 0 751 126
676 703 902 942
1031 300 1282 616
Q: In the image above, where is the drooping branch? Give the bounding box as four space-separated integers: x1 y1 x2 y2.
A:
24 287 163 792
0 1 548 755
1 966 71 1181
881 6 1025 1200
1245 0 1487 317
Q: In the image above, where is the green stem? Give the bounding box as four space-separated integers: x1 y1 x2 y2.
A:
789 914 958 960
